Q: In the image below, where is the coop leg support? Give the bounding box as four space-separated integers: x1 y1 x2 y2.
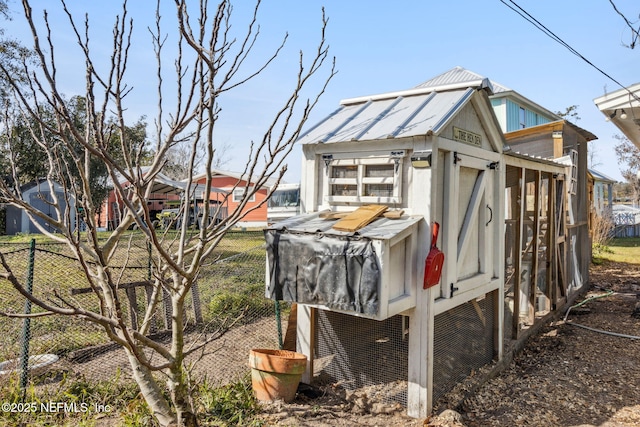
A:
297 305 315 384
407 287 435 419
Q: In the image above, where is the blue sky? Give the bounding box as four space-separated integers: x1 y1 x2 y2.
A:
4 0 638 182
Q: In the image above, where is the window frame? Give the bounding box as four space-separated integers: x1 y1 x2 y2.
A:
232 187 255 203
323 155 403 205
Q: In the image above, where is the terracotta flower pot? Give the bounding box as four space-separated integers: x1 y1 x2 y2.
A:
249 348 307 403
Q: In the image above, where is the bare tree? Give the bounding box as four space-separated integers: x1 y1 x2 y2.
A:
608 0 640 49
0 0 334 426
614 133 640 205
163 139 232 181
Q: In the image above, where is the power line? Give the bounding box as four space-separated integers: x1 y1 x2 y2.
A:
499 0 640 104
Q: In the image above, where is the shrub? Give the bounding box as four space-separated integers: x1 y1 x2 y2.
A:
592 211 615 258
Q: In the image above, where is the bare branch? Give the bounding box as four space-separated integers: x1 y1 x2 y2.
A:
608 0 640 49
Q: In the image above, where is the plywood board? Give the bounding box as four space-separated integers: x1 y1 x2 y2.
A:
331 204 387 232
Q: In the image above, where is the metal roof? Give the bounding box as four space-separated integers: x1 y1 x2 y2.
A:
414 66 511 94
297 85 478 145
117 170 229 195
504 151 569 171
297 65 562 146
588 168 617 183
190 168 279 189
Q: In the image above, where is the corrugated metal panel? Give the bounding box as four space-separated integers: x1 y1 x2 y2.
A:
414 66 483 89
414 66 511 93
297 89 475 145
589 168 616 183
489 81 511 94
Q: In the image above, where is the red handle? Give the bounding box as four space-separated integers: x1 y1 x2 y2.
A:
431 222 440 249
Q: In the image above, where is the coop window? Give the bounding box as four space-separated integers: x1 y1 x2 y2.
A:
332 165 358 179
325 156 402 204
331 184 358 197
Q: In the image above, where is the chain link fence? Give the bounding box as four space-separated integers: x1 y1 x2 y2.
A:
0 231 287 391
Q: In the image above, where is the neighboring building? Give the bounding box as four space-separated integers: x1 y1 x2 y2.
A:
191 169 277 228
418 66 560 134
594 83 640 237
594 82 640 149
588 168 616 216
100 172 183 230
4 179 77 235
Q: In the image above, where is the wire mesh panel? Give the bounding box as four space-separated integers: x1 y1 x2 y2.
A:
315 310 408 406
432 294 495 403
0 232 283 389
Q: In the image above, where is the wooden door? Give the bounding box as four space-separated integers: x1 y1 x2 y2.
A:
439 151 500 300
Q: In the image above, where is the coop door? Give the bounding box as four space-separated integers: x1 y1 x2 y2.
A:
439 151 499 299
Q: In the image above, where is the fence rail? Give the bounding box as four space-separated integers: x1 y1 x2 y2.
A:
613 211 640 226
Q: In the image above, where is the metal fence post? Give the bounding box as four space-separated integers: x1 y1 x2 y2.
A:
275 300 283 350
19 238 36 401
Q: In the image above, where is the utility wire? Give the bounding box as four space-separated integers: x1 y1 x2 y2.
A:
499 0 640 104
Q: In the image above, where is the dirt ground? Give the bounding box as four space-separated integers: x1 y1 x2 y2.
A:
257 260 640 427
58 316 281 385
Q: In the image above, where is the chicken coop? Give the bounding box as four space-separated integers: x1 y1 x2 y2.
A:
265 75 592 417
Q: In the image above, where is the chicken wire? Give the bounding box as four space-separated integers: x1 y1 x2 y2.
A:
432 293 495 403
314 310 409 406
0 231 284 388
313 295 495 408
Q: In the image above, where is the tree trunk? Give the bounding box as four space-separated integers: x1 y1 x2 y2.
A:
125 349 177 427
170 366 198 427
169 289 199 427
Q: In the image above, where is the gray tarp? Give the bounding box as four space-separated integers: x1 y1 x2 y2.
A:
264 228 380 316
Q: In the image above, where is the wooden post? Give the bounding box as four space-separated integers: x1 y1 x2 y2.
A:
297 305 315 384
545 173 554 308
126 287 138 330
407 147 434 419
492 289 501 358
283 303 298 351
144 284 157 334
529 170 541 325
512 167 525 339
